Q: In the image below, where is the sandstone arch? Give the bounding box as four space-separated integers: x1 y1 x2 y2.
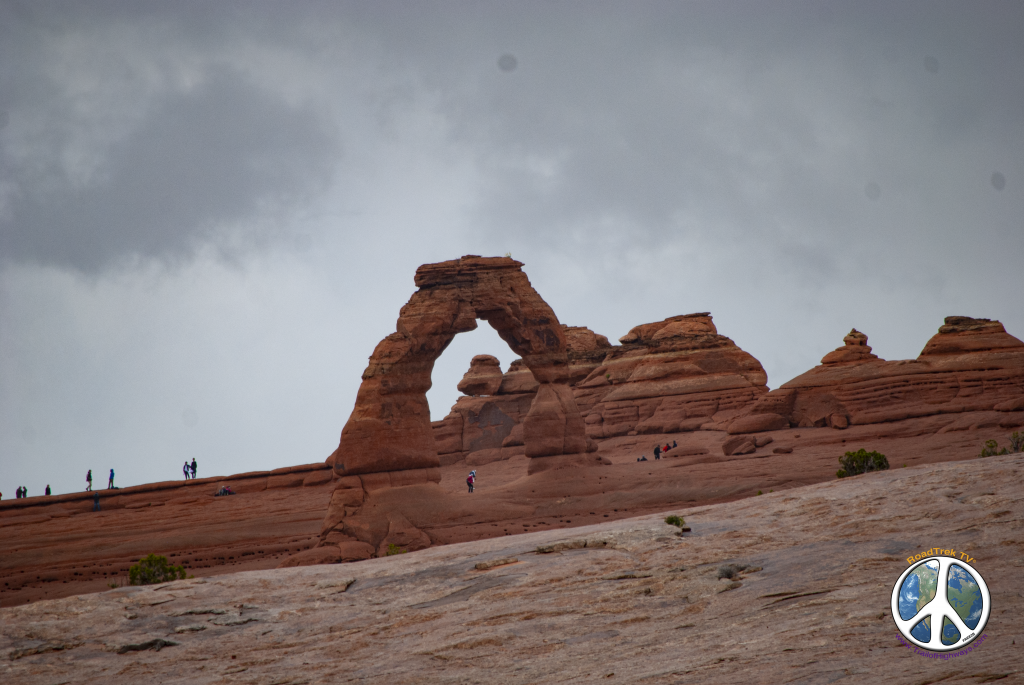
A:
329 256 590 481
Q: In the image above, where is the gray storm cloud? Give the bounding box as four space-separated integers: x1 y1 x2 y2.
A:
0 66 340 271
1 1 1022 498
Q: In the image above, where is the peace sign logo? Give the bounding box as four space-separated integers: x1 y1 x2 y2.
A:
891 556 991 651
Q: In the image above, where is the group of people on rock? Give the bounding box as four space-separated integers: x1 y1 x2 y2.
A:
85 469 116 490
6 460 207 503
7 485 51 499
637 440 678 462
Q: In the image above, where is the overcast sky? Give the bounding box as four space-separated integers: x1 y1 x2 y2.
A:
2 1 1022 498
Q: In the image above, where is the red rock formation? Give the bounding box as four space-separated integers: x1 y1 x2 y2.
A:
431 325 613 464
456 355 503 396
729 317 1024 432
431 314 769 459
330 256 586 479
819 328 879 365
320 256 597 557
576 313 769 438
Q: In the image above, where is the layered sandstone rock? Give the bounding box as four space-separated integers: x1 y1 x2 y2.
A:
819 328 879 365
456 355 503 396
575 313 769 438
729 317 1024 432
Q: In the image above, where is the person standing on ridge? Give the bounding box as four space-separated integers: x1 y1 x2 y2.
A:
183 461 190 480
45 485 51 496
467 470 476 493
107 468 115 489
86 469 92 491
191 458 197 479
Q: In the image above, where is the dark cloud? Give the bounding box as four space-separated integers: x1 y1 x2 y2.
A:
0 68 340 272
2 1 1023 496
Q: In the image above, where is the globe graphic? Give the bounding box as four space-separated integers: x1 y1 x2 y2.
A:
898 560 983 645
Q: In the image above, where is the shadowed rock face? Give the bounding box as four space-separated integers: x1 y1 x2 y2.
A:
329 256 588 480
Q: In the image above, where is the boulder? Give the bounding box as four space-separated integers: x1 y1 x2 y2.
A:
457 355 503 396
276 546 343 568
376 512 432 557
727 413 789 434
337 540 376 562
820 329 880 365
722 436 756 456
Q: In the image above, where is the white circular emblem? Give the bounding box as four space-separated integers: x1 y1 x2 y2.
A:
891 556 991 651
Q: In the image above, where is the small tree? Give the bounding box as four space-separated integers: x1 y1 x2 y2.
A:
837 449 889 478
128 554 187 586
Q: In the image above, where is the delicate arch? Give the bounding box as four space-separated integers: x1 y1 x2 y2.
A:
331 256 588 478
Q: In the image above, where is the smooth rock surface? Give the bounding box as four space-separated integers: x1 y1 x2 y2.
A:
3 453 1021 684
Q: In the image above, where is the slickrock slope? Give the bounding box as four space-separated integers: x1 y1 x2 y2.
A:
4 453 1021 685
0 465 335 608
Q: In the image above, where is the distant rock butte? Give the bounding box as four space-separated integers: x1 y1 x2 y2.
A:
727 316 1024 433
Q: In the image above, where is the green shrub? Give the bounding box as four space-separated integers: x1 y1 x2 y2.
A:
836 449 889 478
980 439 1008 457
128 554 187 586
385 544 407 556
981 431 1024 457
664 515 685 528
